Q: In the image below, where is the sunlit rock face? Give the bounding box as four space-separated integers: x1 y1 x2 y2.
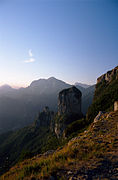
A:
97 66 118 84
114 101 118 112
58 86 82 116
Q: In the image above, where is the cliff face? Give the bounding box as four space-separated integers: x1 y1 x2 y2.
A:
87 66 118 123
58 86 82 116
97 66 118 84
34 87 83 138
55 86 83 137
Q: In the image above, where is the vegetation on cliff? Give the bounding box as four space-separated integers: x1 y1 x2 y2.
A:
87 68 118 123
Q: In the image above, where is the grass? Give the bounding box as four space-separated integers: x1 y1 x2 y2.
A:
87 78 118 123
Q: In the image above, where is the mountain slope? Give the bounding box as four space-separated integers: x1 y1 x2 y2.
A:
1 110 118 180
0 111 60 176
0 104 86 177
87 66 118 123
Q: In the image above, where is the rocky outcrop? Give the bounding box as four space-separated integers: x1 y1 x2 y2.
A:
58 86 82 116
114 101 118 111
34 87 83 137
87 66 118 123
94 111 104 123
55 86 83 138
34 106 54 128
97 66 118 84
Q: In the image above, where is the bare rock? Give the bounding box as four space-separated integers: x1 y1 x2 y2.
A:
55 86 83 138
97 66 118 84
58 86 82 116
114 101 118 111
94 111 104 123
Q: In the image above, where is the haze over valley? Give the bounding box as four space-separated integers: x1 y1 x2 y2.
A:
0 77 95 133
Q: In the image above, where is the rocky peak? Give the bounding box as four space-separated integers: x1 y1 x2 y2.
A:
34 106 54 128
43 106 50 113
94 111 104 123
97 66 118 84
58 86 82 116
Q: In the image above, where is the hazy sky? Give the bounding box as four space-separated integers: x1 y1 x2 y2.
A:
0 0 118 87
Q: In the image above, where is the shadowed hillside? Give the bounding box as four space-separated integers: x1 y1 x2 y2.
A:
0 87 86 176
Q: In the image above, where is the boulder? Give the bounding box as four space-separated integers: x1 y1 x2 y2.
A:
94 111 104 123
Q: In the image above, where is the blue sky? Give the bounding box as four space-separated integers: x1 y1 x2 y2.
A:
0 0 118 87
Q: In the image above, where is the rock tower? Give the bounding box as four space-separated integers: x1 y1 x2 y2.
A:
55 86 82 138
58 86 82 116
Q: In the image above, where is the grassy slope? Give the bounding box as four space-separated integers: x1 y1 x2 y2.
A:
1 111 118 180
0 114 87 176
0 125 60 176
87 78 118 123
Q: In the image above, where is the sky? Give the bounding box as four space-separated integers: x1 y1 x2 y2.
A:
0 0 118 87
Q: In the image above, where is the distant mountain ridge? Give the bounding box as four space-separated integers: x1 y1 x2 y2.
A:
75 82 91 89
0 84 12 90
0 77 94 133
